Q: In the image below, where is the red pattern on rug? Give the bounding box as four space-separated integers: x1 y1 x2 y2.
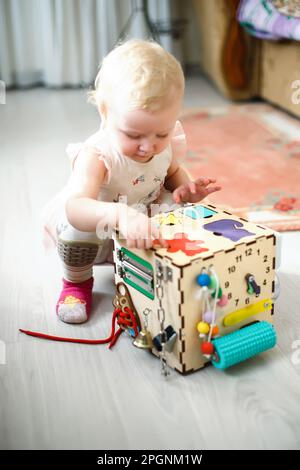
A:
181 104 300 231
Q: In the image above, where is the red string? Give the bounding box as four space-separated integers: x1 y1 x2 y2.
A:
19 307 139 349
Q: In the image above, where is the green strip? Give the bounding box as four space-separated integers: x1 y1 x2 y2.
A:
124 267 153 286
124 277 154 300
121 247 153 273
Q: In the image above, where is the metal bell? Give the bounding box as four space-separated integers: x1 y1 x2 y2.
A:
132 329 153 349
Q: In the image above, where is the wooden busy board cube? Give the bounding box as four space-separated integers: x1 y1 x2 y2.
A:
113 203 279 374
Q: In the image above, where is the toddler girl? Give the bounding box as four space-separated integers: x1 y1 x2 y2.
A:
43 39 221 324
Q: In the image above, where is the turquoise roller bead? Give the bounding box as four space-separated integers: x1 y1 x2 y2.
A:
211 321 277 369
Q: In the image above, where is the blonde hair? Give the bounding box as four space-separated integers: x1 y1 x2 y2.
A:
88 39 185 113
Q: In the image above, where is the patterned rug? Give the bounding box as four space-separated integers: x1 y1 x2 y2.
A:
180 103 300 232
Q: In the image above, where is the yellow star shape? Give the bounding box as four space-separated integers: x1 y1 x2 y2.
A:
158 212 183 226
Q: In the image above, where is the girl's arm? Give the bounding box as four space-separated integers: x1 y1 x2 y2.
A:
66 148 166 248
164 154 221 203
164 166 191 192
164 155 191 192
66 148 121 232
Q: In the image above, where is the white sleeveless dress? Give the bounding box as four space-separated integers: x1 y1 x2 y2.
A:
41 120 187 258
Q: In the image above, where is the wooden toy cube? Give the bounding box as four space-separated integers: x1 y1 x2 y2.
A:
113 203 279 374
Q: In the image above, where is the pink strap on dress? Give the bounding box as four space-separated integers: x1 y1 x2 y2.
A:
171 120 187 163
66 142 85 169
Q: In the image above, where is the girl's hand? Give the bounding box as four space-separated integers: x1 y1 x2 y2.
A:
172 177 221 204
118 206 167 249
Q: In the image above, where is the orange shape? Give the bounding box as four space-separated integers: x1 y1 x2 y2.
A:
154 232 208 256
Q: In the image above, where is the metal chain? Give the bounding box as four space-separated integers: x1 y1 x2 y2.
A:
156 262 170 377
142 308 151 329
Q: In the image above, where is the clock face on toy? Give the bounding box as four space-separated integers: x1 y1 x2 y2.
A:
212 240 274 318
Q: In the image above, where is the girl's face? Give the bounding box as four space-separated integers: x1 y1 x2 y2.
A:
103 99 181 162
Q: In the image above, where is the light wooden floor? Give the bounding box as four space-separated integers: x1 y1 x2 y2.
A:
1 76 300 450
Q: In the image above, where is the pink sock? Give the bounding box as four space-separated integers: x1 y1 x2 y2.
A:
56 277 94 324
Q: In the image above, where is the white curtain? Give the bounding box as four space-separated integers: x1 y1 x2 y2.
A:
0 0 185 87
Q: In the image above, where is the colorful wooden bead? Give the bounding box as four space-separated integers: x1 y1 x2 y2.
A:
203 310 214 323
217 294 228 307
201 341 214 355
208 276 217 291
211 287 223 299
197 321 210 334
211 325 219 337
196 273 211 286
